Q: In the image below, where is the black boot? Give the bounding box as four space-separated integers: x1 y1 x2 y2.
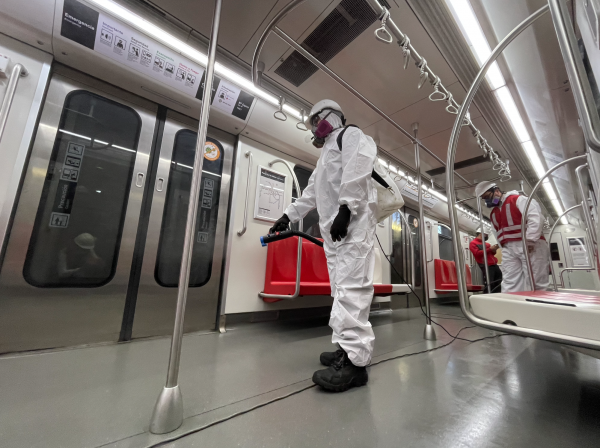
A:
319 345 344 366
312 350 368 392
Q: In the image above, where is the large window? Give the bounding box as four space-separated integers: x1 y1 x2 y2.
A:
291 165 321 238
24 91 141 287
438 224 455 262
154 130 224 287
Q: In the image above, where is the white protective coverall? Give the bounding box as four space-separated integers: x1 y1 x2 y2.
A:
284 113 378 367
492 190 550 292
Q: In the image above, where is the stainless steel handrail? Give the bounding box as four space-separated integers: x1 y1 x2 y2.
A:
0 63 27 146
270 25 473 188
446 6 600 351
521 155 587 289
150 0 222 435
477 198 492 294
559 267 595 287
414 124 435 340
575 164 598 246
258 159 303 300
397 209 415 289
549 0 600 153
237 151 253 236
548 204 581 291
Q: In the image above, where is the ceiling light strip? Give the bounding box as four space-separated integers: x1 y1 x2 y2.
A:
445 0 566 219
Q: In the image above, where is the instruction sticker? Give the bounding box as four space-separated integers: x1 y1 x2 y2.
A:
213 80 241 114
93 12 203 96
254 167 286 222
61 0 255 119
50 141 86 228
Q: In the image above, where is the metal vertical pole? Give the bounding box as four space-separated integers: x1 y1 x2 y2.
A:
477 199 492 294
149 0 222 435
413 123 436 340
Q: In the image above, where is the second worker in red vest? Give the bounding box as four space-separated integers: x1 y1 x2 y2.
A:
474 181 550 292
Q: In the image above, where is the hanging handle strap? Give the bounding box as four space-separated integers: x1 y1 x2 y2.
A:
274 96 287 121
296 109 308 131
428 76 447 101
374 10 393 43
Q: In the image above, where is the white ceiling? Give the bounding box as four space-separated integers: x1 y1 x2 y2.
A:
476 0 584 219
144 0 585 213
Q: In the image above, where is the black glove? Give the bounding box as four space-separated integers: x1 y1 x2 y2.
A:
269 214 290 234
330 205 351 242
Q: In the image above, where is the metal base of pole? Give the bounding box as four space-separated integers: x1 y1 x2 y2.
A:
423 324 437 341
149 385 183 434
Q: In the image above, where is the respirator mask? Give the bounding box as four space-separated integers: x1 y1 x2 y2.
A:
484 188 502 208
310 110 340 148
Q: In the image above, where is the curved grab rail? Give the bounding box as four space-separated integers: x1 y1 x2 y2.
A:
444 6 600 351
521 155 587 289
547 204 581 291
258 159 303 301
559 267 595 287
549 0 600 153
0 63 27 146
237 151 253 236
251 0 308 85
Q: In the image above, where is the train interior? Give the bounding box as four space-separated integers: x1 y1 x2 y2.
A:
1 0 600 446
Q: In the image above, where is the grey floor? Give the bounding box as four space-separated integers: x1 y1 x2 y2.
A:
1 304 600 448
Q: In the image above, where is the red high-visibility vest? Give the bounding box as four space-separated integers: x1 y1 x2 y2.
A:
490 194 524 246
490 194 545 246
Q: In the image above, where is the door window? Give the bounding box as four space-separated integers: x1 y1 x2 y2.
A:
154 130 224 287
438 225 454 261
23 91 141 287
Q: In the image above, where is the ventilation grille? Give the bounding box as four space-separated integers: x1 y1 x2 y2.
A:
274 0 378 87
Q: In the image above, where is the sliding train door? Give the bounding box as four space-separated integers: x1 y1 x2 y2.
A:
131 111 234 338
0 69 157 353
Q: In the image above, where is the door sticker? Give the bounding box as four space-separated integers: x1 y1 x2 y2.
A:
50 141 86 228
204 142 220 161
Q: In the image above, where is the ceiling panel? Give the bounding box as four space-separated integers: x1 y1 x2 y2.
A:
361 81 483 153
147 0 279 56
265 0 461 121
238 0 341 62
393 115 508 169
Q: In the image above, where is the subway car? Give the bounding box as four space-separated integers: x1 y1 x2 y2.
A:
0 0 599 446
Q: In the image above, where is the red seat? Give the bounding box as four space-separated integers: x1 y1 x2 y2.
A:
434 259 484 294
262 237 397 303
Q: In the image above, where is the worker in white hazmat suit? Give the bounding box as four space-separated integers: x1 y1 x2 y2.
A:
475 181 550 292
269 99 377 392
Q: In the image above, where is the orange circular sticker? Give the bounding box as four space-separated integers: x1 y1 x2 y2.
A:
204 142 220 161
